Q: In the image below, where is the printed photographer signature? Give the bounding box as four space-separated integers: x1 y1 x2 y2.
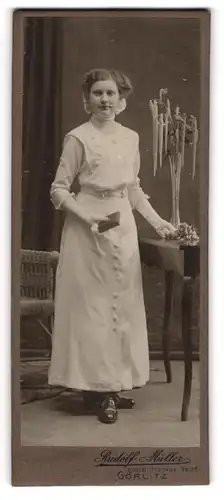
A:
94 449 191 468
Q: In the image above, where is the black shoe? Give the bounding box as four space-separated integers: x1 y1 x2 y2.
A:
116 396 135 409
98 395 118 424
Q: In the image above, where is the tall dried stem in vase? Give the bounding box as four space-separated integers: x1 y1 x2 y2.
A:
169 154 181 227
149 90 198 229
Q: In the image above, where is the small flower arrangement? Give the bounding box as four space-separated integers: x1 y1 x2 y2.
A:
165 222 199 244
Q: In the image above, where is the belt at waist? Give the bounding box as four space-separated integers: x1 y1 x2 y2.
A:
80 186 128 199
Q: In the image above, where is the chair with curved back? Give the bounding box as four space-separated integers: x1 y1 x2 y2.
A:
20 249 59 354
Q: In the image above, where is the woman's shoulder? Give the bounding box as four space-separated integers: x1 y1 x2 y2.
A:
118 123 139 142
65 122 90 140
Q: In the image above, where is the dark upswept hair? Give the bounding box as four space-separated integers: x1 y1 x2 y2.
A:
82 68 133 100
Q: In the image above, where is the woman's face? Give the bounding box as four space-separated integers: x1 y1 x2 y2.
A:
88 79 120 119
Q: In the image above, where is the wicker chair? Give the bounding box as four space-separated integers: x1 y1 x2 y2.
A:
20 249 59 342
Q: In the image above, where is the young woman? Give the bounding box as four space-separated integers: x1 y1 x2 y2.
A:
48 68 174 424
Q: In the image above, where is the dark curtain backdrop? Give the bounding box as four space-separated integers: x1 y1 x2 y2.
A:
22 18 63 251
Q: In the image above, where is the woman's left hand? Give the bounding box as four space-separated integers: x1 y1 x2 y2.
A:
155 219 176 238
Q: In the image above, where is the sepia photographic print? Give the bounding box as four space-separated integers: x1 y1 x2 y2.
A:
12 9 209 486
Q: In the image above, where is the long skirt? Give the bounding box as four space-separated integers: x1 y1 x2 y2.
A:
48 191 150 392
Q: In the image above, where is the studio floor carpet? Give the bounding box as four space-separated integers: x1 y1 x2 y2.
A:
21 360 200 448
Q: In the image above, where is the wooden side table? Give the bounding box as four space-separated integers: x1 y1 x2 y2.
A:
139 237 200 421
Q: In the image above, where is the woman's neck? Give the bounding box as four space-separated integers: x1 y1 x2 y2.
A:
90 113 117 132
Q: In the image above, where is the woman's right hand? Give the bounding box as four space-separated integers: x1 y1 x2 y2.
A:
61 195 109 228
80 211 109 227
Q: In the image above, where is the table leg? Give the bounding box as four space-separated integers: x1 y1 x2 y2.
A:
181 277 195 421
162 270 175 383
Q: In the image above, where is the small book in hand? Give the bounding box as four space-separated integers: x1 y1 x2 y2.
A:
97 211 120 233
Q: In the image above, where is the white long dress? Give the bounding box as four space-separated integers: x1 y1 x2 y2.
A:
48 120 153 392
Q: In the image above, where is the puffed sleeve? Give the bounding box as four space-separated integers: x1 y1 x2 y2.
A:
50 134 83 210
128 134 163 229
